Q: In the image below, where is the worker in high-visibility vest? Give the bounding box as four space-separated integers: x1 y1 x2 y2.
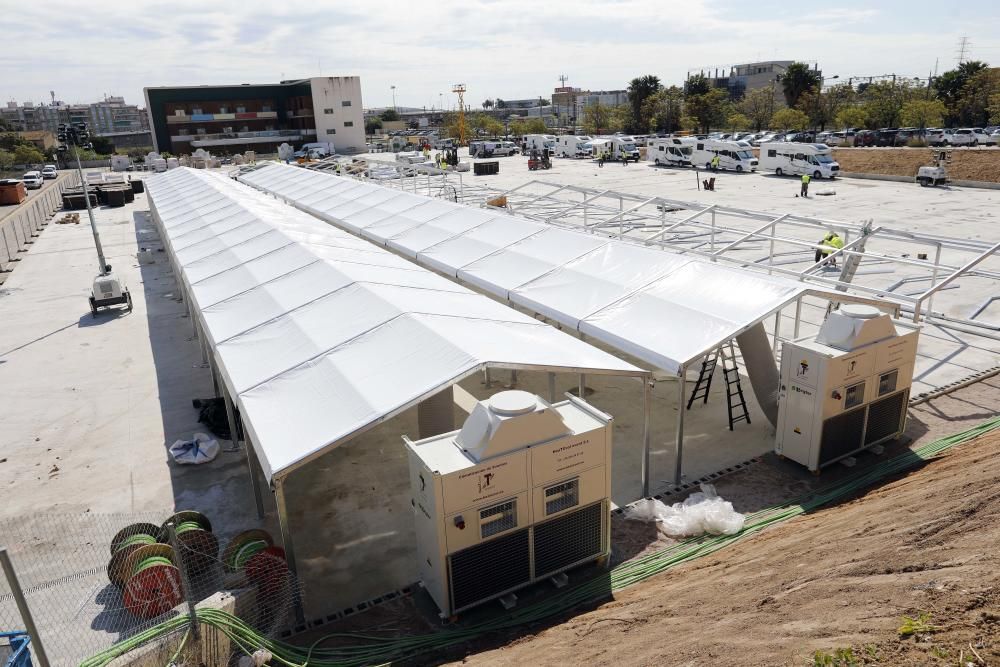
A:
815 231 844 266
801 173 811 197
711 154 720 171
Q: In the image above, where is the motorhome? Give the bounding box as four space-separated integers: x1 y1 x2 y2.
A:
646 137 693 167
690 139 758 172
555 135 593 158
759 142 840 179
525 134 557 153
608 135 640 161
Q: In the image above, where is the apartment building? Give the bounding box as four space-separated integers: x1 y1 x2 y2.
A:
144 77 364 155
1 96 149 135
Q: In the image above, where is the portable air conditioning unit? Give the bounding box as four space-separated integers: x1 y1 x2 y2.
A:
405 390 612 618
776 304 919 472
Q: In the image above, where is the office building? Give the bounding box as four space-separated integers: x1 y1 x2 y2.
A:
687 61 820 101
144 77 365 155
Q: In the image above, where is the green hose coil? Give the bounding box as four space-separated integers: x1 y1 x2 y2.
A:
82 415 1000 667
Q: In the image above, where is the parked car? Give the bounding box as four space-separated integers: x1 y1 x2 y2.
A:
21 171 43 189
948 128 978 146
991 129 1000 145
971 128 997 146
925 128 950 146
825 131 856 147
853 130 877 147
41 165 58 179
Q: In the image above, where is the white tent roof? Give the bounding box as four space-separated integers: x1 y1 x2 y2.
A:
239 164 829 373
146 169 644 482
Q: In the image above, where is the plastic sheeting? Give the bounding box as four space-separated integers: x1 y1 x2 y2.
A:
146 168 644 482
239 164 819 373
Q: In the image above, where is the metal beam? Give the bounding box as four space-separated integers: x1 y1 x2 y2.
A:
674 371 686 487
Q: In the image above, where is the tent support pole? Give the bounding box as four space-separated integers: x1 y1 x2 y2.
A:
240 429 265 520
674 369 686 486
548 372 556 402
794 295 803 338
274 477 304 623
642 379 651 497
578 373 586 399
510 370 518 387
772 309 782 355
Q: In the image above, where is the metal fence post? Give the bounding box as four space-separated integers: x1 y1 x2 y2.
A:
0 548 51 667
165 523 201 641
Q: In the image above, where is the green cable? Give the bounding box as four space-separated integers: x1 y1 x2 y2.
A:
116 533 157 553
134 556 173 576
83 416 1000 667
233 539 268 570
175 521 203 536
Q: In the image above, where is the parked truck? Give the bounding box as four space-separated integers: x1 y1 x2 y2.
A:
691 138 758 172
555 135 593 158
646 137 693 167
758 142 839 179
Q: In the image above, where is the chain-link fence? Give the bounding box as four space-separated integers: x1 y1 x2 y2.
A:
0 513 301 667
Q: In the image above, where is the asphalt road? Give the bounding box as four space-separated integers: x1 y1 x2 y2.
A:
0 171 70 222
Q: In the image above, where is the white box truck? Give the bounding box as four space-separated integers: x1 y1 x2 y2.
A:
526 134 557 153
759 142 840 179
555 135 593 158
691 139 757 172
646 137 693 167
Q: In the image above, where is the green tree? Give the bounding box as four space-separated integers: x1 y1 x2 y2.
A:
989 92 1000 125
739 88 777 131
0 133 25 151
379 108 400 121
834 106 868 130
899 99 947 129
483 117 504 137
508 119 527 136
797 83 856 130
771 108 810 130
524 118 549 134
627 74 662 133
606 105 631 132
679 115 698 131
934 61 988 124
684 74 711 97
495 99 506 109
0 149 14 170
582 101 611 135
365 116 383 134
642 86 684 133
685 88 729 133
13 144 44 165
89 136 115 155
955 67 1000 127
859 80 919 128
780 62 822 108
726 112 750 133
482 99 494 110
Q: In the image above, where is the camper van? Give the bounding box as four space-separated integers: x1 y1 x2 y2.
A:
690 139 757 171
525 134 557 153
646 137 693 167
608 135 640 161
470 140 519 157
556 135 593 158
759 142 840 179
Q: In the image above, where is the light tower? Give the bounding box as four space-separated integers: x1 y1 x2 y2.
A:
452 83 467 146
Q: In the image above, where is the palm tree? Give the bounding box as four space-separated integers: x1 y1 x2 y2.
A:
627 74 661 133
780 62 822 108
482 99 494 110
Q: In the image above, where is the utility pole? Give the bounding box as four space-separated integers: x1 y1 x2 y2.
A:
57 122 107 275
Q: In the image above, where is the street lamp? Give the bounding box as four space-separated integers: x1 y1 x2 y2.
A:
391 85 397 111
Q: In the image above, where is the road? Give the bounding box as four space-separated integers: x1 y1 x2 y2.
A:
0 171 71 222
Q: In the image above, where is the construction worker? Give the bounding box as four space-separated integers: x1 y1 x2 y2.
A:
815 231 844 266
598 150 605 167
801 173 811 197
711 154 720 171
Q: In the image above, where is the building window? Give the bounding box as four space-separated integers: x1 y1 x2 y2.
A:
192 108 202 115
219 106 228 114
341 100 352 107
324 108 334 114
262 105 271 112
326 128 336 135
344 121 354 127
196 128 205 135
236 106 246 113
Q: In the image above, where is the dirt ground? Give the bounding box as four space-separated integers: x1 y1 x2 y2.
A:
445 429 1000 666
831 148 1000 183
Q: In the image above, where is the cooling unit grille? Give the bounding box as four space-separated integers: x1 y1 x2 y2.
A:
865 389 907 445
544 478 579 516
819 405 866 466
533 501 604 579
448 528 530 612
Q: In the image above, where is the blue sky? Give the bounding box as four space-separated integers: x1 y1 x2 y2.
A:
3 0 999 110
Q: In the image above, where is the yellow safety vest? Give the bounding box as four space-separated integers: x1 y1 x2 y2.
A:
802 174 811 184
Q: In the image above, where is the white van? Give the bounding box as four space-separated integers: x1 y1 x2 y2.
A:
556 135 593 158
525 134 557 153
297 141 334 157
691 139 758 172
646 137 693 167
759 142 840 179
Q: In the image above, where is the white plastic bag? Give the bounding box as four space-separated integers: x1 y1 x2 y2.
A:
169 432 220 465
623 484 744 537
